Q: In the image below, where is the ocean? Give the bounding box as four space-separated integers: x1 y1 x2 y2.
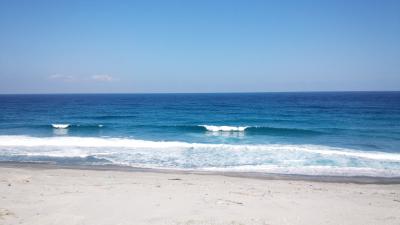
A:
0 92 399 177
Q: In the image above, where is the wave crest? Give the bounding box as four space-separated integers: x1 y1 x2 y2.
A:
51 124 70 129
199 125 248 132
197 125 321 135
51 124 103 129
0 135 399 177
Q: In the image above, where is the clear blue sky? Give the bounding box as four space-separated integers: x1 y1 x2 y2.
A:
0 0 399 93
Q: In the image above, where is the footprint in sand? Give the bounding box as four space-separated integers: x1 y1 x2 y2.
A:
216 199 244 206
0 208 14 220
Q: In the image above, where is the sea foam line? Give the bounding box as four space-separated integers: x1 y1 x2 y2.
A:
199 165 400 177
0 135 399 162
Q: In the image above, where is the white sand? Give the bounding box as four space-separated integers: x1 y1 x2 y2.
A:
1 166 400 225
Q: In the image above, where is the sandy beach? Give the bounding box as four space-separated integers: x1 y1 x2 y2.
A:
0 164 399 225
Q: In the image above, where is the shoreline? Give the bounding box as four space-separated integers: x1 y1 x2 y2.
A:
1 162 400 225
1 161 400 184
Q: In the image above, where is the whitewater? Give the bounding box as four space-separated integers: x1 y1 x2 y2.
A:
1 135 399 177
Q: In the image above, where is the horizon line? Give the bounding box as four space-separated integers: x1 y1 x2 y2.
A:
0 90 399 95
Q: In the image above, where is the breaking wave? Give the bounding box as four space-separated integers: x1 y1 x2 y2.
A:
0 135 399 177
199 125 248 132
51 124 70 129
197 125 321 135
51 124 103 129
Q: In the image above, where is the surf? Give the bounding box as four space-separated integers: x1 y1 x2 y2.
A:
199 125 248 132
0 135 400 177
51 124 70 129
51 124 103 129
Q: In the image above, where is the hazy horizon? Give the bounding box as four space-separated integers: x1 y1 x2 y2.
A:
2 90 400 95
1 0 399 94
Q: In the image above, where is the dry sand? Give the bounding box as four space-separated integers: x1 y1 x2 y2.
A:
1 164 400 225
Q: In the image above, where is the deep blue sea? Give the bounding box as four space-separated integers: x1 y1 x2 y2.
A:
0 92 399 177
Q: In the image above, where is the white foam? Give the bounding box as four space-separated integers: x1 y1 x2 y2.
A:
0 135 189 148
0 135 400 177
200 125 248 132
200 165 400 177
52 124 70 129
0 135 399 161
25 149 92 158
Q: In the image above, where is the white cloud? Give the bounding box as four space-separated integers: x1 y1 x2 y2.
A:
91 74 114 82
48 74 75 81
48 74 117 82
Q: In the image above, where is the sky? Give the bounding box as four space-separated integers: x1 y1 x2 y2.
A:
0 0 399 93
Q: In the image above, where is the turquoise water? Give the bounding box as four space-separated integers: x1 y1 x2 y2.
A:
0 92 399 177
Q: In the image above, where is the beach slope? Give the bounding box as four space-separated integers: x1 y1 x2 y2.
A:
1 166 400 225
